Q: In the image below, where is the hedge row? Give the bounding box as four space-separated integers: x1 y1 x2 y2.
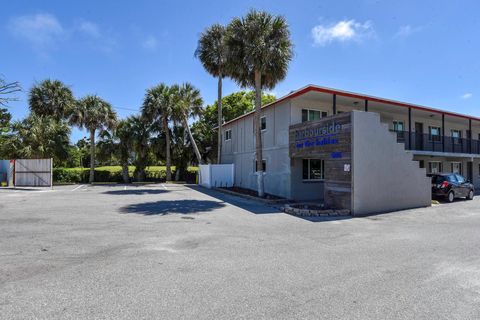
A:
53 166 198 183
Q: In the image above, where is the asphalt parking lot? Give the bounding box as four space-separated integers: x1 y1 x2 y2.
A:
1 184 479 320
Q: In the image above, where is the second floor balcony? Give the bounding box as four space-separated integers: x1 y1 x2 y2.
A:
391 130 480 155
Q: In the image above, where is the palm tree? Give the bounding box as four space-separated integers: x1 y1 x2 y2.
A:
226 10 293 197
115 119 134 183
195 24 228 164
2 114 70 162
129 115 152 182
172 83 204 165
142 84 175 181
70 95 117 183
29 79 75 121
96 120 133 183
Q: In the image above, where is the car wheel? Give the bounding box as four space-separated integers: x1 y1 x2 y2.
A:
467 189 474 200
447 191 455 203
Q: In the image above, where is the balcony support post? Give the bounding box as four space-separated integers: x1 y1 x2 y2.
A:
408 108 412 149
442 113 445 153
332 94 337 115
364 99 368 112
469 119 472 153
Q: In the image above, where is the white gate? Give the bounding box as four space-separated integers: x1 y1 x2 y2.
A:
199 164 234 188
14 158 53 187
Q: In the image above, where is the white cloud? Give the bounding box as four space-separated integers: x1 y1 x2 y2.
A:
8 13 66 50
461 93 473 99
311 19 375 46
142 35 158 50
395 25 423 38
75 20 117 54
78 21 101 38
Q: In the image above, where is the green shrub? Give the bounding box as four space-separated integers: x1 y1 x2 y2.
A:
53 166 198 183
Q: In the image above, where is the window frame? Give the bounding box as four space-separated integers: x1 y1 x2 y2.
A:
428 161 442 174
393 120 405 140
451 129 462 144
301 108 328 122
302 158 325 181
428 126 441 142
451 162 462 174
260 116 267 132
225 129 232 141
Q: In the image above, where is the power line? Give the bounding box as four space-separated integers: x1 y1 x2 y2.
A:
113 106 139 112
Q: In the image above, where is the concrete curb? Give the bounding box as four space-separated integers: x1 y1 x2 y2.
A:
214 187 290 205
282 204 351 217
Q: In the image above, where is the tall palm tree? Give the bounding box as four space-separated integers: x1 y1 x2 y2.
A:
142 84 175 181
226 10 293 197
172 83 204 165
195 24 228 164
29 79 75 121
70 95 117 183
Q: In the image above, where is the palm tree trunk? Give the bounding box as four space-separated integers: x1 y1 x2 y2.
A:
217 75 222 164
163 117 172 181
254 70 264 197
89 129 95 184
121 161 129 184
183 115 202 165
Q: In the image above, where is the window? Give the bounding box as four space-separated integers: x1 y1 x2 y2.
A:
428 161 442 173
260 116 267 131
255 159 266 172
451 129 462 144
302 159 325 180
455 174 465 183
393 120 405 140
428 126 441 142
451 162 462 174
419 160 425 169
393 121 404 132
225 129 232 141
301 109 328 122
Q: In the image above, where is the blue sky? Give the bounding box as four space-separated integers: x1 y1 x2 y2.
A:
1 0 479 142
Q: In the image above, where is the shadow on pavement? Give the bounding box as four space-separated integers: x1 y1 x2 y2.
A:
104 189 170 195
120 199 225 216
188 185 281 215
188 185 360 222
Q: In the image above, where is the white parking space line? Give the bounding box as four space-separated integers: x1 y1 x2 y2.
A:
124 185 127 190
161 184 167 190
71 185 85 192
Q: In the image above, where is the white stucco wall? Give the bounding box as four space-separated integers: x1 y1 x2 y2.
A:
220 100 293 198
352 111 431 215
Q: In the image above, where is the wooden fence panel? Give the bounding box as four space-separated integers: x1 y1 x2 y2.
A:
14 159 52 187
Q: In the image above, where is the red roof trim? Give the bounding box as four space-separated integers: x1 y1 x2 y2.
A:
222 85 480 126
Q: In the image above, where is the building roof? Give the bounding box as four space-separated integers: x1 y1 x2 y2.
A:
222 84 480 126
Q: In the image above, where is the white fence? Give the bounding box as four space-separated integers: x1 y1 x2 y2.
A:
199 164 234 188
14 158 53 187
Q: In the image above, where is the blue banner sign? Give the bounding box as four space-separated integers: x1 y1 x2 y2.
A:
294 121 342 149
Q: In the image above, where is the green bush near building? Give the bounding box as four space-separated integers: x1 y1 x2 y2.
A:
53 166 198 184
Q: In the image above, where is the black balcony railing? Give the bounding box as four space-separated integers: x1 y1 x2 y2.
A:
390 130 480 154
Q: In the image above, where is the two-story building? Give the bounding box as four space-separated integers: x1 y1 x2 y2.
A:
220 84 480 210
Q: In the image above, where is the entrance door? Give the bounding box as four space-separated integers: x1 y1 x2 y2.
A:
415 122 423 150
467 161 473 182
